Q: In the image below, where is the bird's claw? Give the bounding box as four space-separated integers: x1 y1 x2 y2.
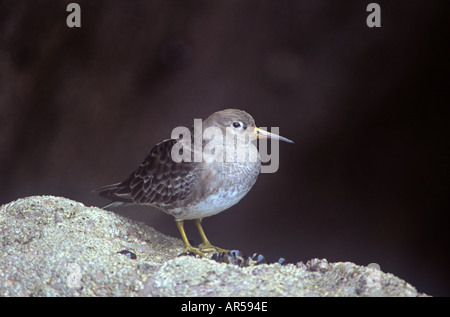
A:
198 243 229 254
178 246 207 258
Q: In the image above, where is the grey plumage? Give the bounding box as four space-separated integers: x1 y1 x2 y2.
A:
94 109 292 256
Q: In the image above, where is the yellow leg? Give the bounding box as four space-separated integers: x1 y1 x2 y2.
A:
175 220 205 257
195 219 229 254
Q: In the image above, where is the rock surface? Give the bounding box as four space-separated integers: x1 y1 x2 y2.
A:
0 196 426 296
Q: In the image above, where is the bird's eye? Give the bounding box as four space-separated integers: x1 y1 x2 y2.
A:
232 122 242 128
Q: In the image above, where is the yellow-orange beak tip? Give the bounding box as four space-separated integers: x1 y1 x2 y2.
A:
254 127 294 144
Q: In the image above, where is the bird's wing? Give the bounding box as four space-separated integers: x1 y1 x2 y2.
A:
95 139 199 208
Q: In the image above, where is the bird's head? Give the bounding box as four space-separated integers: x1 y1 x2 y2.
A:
206 109 294 145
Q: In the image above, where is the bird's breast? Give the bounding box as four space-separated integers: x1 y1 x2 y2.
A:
170 160 261 220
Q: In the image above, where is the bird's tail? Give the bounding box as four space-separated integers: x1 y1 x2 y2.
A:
92 183 128 209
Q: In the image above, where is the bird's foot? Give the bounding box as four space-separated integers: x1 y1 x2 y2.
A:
179 245 207 258
198 242 229 254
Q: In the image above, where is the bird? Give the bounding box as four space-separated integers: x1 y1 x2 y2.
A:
94 109 293 257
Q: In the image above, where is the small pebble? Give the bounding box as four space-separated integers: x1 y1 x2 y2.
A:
211 253 222 262
252 254 265 265
117 250 137 259
277 257 286 265
229 250 240 257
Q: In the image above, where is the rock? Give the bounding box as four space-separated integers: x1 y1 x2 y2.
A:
0 196 427 296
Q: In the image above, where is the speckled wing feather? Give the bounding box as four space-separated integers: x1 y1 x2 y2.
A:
95 139 199 209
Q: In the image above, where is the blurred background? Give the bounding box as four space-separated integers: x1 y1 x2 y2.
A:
0 0 448 295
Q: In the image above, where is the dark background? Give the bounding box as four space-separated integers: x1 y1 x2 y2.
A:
0 0 448 296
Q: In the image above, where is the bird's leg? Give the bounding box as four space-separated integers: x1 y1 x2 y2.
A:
195 219 229 254
175 220 205 257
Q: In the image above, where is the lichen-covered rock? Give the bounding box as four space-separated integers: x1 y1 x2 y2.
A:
0 196 426 296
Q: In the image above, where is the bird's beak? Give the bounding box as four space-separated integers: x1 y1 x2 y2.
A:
254 127 294 144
